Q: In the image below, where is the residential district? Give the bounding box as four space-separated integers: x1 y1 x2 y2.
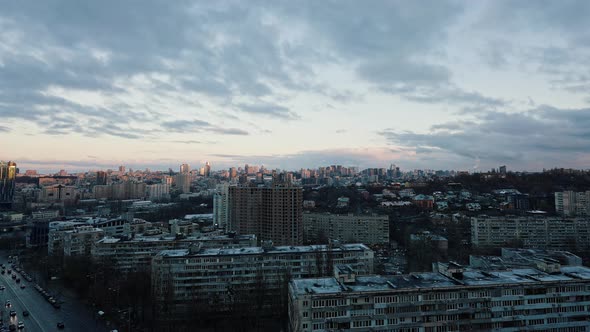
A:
1 160 590 331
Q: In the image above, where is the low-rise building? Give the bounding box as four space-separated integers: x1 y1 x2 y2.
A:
289 263 590 332
303 213 389 244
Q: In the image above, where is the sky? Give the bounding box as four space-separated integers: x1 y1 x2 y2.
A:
1 1 590 173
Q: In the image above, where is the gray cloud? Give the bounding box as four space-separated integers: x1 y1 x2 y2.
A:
0 125 10 133
236 102 300 120
381 106 590 169
162 119 248 136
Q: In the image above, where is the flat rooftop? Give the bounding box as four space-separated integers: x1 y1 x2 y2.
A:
291 266 590 296
157 243 371 258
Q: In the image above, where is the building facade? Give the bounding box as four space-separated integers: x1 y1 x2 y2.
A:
151 243 374 317
555 191 590 216
91 233 257 273
303 213 389 245
289 263 590 332
228 184 303 245
0 161 16 206
471 215 590 250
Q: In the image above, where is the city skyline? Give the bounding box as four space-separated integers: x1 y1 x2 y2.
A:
2 1 590 171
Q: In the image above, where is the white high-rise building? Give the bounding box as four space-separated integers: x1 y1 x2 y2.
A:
213 183 229 229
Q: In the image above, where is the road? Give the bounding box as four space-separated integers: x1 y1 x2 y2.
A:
0 257 109 332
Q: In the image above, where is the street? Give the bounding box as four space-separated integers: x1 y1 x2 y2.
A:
0 257 108 332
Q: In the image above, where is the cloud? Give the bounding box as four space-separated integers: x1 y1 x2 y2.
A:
162 119 248 136
236 102 300 120
0 125 10 133
380 105 590 170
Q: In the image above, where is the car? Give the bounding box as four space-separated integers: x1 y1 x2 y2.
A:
15 278 20 283
57 322 65 329
5 300 10 307
0 286 5 290
7 270 10 274
21 311 28 317
16 322 23 330
8 324 16 331
52 302 61 309
9 311 15 317
19 285 24 289
11 275 15 279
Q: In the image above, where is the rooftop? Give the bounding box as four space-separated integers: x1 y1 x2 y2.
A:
157 243 371 258
291 265 590 296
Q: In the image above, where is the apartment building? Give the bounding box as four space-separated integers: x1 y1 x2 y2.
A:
63 226 104 256
303 213 389 245
555 191 590 216
471 215 590 250
91 233 257 273
228 183 303 245
289 263 590 332
47 221 87 255
151 243 374 317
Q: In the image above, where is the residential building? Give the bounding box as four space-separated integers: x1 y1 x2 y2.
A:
471 215 590 250
96 171 108 185
146 183 170 201
180 163 190 174
47 221 88 255
412 194 434 209
151 243 374 318
0 161 16 206
470 248 583 271
39 185 79 204
303 213 389 244
228 184 303 245
289 263 590 332
63 226 104 256
555 191 590 216
175 173 191 193
213 183 229 229
410 231 448 253
91 233 257 273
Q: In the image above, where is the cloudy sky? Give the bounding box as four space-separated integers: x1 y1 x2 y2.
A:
1 1 590 172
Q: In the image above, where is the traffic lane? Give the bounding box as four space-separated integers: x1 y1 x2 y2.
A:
0 265 69 332
2 265 106 332
0 272 44 332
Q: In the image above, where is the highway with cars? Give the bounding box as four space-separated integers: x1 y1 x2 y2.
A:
0 257 109 332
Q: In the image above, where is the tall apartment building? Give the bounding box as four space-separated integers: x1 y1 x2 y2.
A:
146 183 170 201
175 173 191 193
213 183 229 229
555 191 590 216
0 161 16 206
96 171 108 185
91 233 257 273
289 263 590 332
471 215 590 250
179 163 190 174
303 213 389 245
228 184 303 245
151 243 374 318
